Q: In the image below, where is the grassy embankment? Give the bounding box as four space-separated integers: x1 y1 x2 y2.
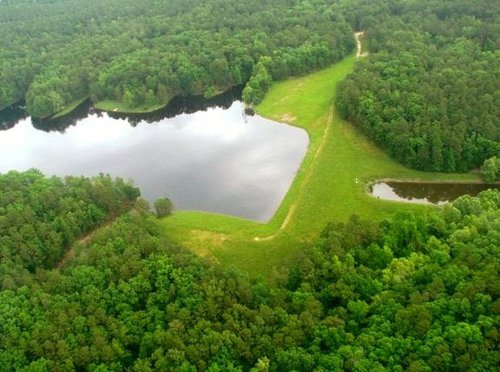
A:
160 54 477 281
93 100 167 114
44 96 88 120
94 85 232 114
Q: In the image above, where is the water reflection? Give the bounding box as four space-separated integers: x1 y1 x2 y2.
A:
0 101 28 130
371 182 499 205
0 86 244 132
0 100 308 222
32 100 94 133
106 85 243 125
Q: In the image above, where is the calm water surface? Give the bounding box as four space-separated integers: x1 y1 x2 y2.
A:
372 182 499 205
0 95 308 222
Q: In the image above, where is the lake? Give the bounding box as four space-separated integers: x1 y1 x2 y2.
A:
0 91 309 222
371 181 499 205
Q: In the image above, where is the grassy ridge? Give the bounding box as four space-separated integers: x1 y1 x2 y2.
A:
94 100 167 114
47 96 88 119
160 54 477 280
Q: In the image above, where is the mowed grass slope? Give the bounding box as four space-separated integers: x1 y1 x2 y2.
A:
161 55 477 280
94 100 167 114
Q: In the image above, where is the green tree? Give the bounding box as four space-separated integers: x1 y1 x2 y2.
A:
135 197 151 215
480 156 500 183
154 197 173 218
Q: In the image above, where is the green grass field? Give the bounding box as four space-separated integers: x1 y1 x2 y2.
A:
160 54 477 281
94 100 167 114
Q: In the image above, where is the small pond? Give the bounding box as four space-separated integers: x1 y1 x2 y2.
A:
0 91 308 222
371 181 499 205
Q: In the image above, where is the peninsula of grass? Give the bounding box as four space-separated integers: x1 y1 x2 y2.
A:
94 100 167 114
160 54 478 281
45 96 88 120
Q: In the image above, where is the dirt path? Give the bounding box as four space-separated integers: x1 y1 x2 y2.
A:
254 104 335 242
56 218 117 269
254 32 365 242
354 31 368 58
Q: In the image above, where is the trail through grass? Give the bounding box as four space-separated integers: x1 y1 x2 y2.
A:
160 54 477 281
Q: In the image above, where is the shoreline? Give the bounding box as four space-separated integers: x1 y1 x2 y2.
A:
369 176 495 185
366 178 500 205
93 84 239 115
47 96 89 120
93 100 168 115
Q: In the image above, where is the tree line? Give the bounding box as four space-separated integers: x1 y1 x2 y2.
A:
335 0 499 172
0 171 498 370
0 0 354 117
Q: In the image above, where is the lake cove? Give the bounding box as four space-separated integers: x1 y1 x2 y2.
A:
371 181 500 205
0 95 308 222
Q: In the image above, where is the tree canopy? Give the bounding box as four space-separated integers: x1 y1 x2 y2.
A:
0 170 139 289
0 170 498 370
481 156 500 183
335 0 499 172
0 0 354 117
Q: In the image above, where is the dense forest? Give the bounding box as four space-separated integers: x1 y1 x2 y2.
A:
0 171 498 370
0 170 139 289
335 0 499 172
0 0 354 117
